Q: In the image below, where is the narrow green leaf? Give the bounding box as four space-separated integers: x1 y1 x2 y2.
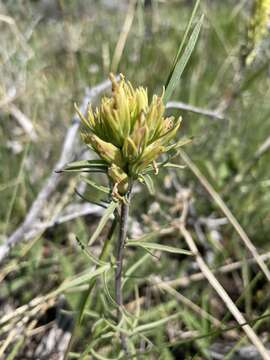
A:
77 280 98 327
123 253 151 288
156 138 193 170
57 159 108 173
103 318 130 335
164 14 204 104
165 0 201 88
165 137 193 152
6 337 24 360
77 219 117 325
90 348 118 360
181 310 211 359
74 188 108 209
133 311 183 334
140 174 155 195
67 353 81 359
88 201 118 246
75 236 107 266
57 264 110 293
81 176 110 194
128 227 168 243
126 241 192 256
102 270 118 307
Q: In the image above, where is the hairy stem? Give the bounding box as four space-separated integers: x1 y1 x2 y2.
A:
115 188 132 357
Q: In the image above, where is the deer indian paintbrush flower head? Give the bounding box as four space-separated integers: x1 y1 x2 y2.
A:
76 74 181 197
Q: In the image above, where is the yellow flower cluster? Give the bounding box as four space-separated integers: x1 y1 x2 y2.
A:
76 74 181 194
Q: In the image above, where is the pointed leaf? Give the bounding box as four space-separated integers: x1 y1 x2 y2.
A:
126 240 192 255
140 174 155 195
75 236 107 266
77 219 117 325
57 159 108 173
123 253 151 288
81 176 110 194
57 264 110 293
133 311 183 334
128 229 165 243
102 270 118 307
164 14 204 104
165 0 201 88
165 137 193 152
88 201 118 246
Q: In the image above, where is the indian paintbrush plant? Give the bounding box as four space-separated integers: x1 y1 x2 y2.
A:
62 73 190 357
76 74 181 198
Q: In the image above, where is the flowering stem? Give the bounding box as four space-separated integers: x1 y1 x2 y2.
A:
115 184 132 357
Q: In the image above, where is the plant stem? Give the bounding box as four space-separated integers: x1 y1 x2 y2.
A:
115 187 132 357
64 219 117 360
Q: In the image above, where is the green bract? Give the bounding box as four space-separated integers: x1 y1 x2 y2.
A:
76 74 182 195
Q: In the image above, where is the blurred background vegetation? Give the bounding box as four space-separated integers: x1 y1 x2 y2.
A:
0 0 270 359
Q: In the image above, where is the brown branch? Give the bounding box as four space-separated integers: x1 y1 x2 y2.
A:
166 101 225 120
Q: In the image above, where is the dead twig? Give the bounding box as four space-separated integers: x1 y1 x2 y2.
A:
176 198 270 360
152 275 222 328
24 202 103 240
159 251 270 289
111 0 136 73
179 149 270 282
8 104 38 140
166 101 225 120
0 77 116 264
0 87 17 108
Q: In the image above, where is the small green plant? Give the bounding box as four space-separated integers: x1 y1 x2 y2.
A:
63 74 188 356
61 3 203 357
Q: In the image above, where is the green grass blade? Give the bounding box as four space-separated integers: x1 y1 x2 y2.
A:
165 0 201 88
163 14 204 104
5 337 24 360
3 142 30 236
